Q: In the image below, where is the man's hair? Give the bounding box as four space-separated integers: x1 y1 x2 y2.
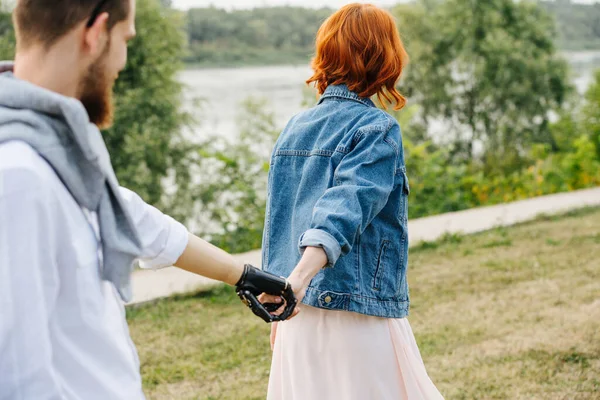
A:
307 3 408 111
14 0 130 49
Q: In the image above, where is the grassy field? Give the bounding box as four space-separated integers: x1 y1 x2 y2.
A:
127 208 600 400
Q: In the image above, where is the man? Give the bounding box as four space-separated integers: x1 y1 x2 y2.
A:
0 1 296 399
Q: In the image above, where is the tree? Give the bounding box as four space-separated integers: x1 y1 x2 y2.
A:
394 0 572 172
103 0 198 223
1 0 199 223
582 70 600 158
0 1 14 60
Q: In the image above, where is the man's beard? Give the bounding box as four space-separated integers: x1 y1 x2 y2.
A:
78 47 115 130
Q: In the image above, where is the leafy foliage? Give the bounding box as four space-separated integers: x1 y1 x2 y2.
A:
191 99 279 253
582 70 600 158
405 132 600 219
0 0 199 224
103 0 196 223
394 0 572 172
0 1 14 60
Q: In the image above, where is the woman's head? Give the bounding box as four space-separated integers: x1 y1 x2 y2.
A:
307 3 408 110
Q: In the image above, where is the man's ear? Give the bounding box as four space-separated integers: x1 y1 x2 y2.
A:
83 12 110 57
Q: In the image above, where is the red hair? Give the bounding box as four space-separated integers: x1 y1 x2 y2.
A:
307 3 408 111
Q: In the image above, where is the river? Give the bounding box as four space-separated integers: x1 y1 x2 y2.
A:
180 51 600 141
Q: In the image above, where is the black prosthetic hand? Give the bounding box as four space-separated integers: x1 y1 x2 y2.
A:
235 264 297 323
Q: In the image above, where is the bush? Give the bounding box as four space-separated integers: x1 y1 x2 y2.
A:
188 98 279 253
104 0 199 224
406 135 600 218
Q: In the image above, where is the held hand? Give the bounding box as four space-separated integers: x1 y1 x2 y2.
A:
286 272 309 304
235 264 298 323
258 271 310 317
259 246 327 317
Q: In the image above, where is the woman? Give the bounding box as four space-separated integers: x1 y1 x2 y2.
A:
260 3 444 399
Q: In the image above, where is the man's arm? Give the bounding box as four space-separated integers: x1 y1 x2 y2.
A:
118 187 243 284
119 187 299 322
0 168 63 400
174 233 243 285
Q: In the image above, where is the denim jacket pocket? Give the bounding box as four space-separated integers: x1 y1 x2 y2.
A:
399 170 410 223
373 240 390 291
372 240 400 297
402 170 410 195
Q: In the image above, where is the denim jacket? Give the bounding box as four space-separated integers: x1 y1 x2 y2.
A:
262 84 411 319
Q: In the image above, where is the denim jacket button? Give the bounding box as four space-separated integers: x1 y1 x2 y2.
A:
324 296 332 304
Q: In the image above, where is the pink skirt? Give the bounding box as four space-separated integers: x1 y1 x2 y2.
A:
268 305 444 400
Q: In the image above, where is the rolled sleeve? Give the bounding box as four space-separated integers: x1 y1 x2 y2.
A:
138 215 189 270
298 228 342 268
119 187 190 270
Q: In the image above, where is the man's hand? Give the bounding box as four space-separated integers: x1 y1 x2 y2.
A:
172 235 298 323
235 264 298 323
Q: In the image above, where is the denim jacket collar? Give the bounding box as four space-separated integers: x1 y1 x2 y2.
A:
318 84 376 108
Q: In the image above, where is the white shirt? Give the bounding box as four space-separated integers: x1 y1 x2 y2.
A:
0 141 190 400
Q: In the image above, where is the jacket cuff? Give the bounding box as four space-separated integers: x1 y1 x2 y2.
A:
298 229 341 268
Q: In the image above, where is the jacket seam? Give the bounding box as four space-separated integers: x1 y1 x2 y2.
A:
307 287 409 303
395 165 407 175
350 123 399 154
274 146 350 157
319 93 374 107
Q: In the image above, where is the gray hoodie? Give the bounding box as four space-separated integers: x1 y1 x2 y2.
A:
0 62 142 301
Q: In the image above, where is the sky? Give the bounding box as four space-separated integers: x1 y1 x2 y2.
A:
172 0 599 10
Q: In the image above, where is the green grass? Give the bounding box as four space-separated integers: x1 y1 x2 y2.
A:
128 208 600 399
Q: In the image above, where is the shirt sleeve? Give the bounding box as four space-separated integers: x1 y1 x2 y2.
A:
298 124 399 268
0 168 64 400
119 187 189 270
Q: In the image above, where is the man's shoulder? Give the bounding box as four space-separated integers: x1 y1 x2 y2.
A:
0 141 58 197
0 140 51 174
